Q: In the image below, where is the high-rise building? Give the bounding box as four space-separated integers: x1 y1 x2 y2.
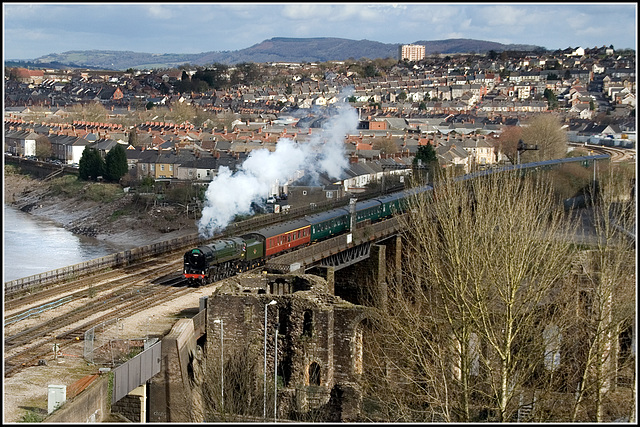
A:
399 44 426 61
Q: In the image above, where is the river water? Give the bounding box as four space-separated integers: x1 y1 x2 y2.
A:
3 204 125 282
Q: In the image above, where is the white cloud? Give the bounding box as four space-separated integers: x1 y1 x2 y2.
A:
145 4 173 19
479 5 537 27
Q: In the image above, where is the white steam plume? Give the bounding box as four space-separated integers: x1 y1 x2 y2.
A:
198 93 358 238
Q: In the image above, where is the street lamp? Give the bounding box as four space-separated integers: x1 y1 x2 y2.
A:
274 323 279 423
213 319 224 413
264 300 277 420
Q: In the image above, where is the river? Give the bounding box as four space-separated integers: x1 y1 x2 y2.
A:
3 204 126 282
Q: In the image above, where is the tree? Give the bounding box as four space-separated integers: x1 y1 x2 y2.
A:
128 127 139 147
170 101 197 125
544 88 558 110
78 146 105 181
230 62 260 86
35 135 52 160
413 144 438 165
361 171 580 422
412 144 439 184
520 114 568 162
496 126 523 164
193 63 229 90
562 164 636 422
372 137 399 155
104 144 128 183
69 101 109 123
364 63 377 77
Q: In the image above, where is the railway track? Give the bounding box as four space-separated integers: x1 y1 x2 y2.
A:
4 257 189 377
4 257 181 313
573 142 635 163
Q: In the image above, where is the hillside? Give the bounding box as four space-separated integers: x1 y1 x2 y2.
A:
25 37 545 70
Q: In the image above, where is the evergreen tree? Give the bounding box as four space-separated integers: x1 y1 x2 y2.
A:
544 88 558 110
413 144 439 184
413 144 438 166
78 146 105 181
104 144 128 183
128 127 138 147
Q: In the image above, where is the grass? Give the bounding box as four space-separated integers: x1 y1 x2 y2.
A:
49 175 85 197
19 409 45 423
110 208 130 221
48 175 125 203
82 182 124 203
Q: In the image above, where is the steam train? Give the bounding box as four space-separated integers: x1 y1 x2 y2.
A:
183 189 413 286
183 153 611 287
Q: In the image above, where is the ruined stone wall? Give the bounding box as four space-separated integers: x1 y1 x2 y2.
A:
204 274 371 421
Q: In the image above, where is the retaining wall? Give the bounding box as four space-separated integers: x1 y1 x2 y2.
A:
44 375 110 423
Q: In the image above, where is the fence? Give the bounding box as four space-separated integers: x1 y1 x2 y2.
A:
4 233 204 296
83 318 149 366
111 341 162 404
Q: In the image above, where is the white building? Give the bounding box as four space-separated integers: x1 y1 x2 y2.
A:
4 129 38 157
400 44 426 61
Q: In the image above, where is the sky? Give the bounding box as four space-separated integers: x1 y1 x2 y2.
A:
2 2 637 60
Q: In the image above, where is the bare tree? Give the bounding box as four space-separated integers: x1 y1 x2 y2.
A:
201 342 267 422
495 125 522 164
362 169 581 422
520 114 568 162
35 134 53 159
563 163 636 422
372 137 399 155
68 101 110 123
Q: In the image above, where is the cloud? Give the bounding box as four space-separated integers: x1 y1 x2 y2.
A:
145 5 173 19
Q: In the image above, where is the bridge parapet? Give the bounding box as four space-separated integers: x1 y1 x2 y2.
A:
266 215 405 271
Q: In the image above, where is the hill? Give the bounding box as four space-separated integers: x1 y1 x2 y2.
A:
28 37 544 70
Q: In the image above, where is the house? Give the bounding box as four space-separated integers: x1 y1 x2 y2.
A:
435 142 470 173
460 136 496 165
96 87 124 102
4 129 38 157
569 103 595 120
48 134 91 164
12 68 45 85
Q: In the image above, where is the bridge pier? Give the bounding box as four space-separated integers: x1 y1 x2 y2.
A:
384 235 403 288
307 266 335 294
334 244 388 311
